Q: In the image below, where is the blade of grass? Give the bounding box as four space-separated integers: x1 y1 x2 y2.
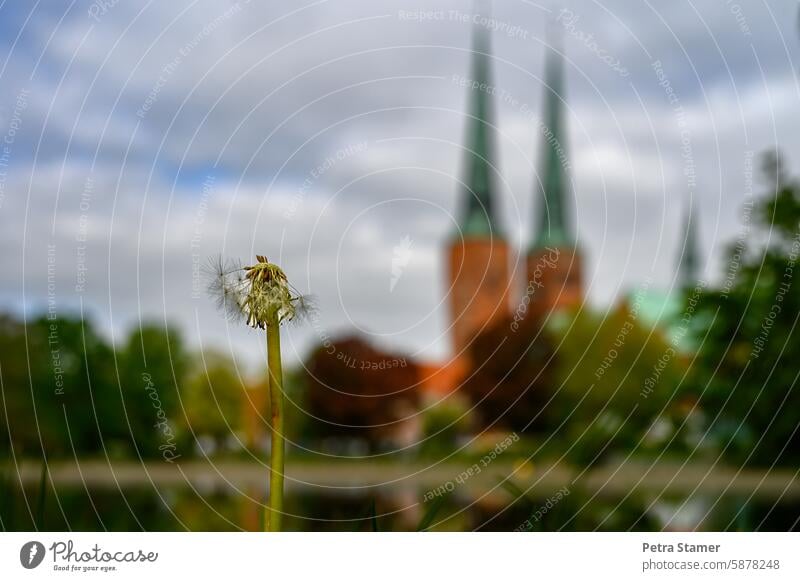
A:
369 498 379 532
35 461 47 531
416 495 445 531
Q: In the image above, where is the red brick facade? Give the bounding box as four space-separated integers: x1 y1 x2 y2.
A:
447 237 512 355
526 245 583 316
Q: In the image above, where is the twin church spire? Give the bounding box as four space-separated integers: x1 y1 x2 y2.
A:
449 8 701 353
455 14 573 252
454 13 702 281
448 12 580 354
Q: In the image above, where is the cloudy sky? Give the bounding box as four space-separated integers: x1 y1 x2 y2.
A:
1 0 799 369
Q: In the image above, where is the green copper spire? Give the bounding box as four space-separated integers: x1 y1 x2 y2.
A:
456 11 502 238
531 40 573 250
677 202 701 288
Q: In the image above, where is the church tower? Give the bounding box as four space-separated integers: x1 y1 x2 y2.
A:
527 41 583 315
677 201 701 289
447 18 511 354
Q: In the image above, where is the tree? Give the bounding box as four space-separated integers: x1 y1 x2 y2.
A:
461 315 557 434
549 308 682 464
118 323 188 460
305 336 420 447
0 313 118 459
689 152 800 467
181 351 244 452
418 396 473 456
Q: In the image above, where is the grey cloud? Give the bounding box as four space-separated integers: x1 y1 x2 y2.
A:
1 0 799 366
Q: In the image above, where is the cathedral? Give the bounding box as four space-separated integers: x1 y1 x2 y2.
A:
427 18 702 394
447 21 582 360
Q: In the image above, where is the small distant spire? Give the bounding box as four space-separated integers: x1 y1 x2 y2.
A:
677 201 702 288
455 1 502 238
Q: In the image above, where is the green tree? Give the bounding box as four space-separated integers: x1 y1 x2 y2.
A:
118 324 187 460
181 350 243 452
418 396 472 457
550 309 682 465
0 313 119 459
690 152 800 467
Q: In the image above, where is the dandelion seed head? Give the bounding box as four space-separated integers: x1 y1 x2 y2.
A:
207 254 306 329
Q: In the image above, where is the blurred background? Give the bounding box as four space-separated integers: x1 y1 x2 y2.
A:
2 0 800 531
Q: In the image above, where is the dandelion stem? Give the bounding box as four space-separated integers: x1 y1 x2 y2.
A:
265 307 285 532
207 255 306 531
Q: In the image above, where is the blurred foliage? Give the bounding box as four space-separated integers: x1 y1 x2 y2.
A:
689 151 800 467
181 350 244 452
549 309 683 465
0 314 247 460
118 324 188 457
462 315 558 434
0 314 118 458
461 297 686 465
418 396 473 457
304 336 420 449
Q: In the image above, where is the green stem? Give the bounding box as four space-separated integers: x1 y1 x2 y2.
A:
265 310 285 532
